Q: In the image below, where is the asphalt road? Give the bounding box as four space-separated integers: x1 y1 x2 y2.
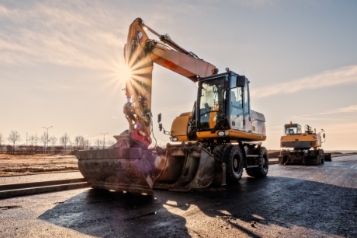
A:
0 155 356 238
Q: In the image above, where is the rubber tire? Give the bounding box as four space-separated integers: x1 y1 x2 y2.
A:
224 145 244 183
212 144 228 162
320 150 325 164
309 150 321 165
246 147 269 177
211 144 227 185
324 153 332 162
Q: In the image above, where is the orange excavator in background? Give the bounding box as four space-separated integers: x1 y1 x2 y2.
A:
76 18 269 194
278 122 332 165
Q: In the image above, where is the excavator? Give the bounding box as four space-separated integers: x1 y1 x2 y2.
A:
76 18 269 194
278 122 332 165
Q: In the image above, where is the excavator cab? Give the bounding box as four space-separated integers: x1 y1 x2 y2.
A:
284 123 302 135
196 72 251 133
197 76 226 130
171 70 266 142
197 72 248 131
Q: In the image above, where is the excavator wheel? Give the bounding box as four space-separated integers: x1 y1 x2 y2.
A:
320 149 325 164
224 145 244 183
212 144 228 161
246 147 269 177
324 153 332 162
211 144 228 185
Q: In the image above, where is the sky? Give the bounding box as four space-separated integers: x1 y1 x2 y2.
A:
0 0 356 150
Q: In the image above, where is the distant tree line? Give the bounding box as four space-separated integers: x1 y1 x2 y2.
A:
0 131 115 154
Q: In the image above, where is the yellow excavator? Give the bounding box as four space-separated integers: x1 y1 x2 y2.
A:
76 18 268 194
278 122 331 165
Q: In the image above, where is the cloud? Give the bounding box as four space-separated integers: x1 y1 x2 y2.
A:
319 104 357 115
291 116 341 121
230 0 276 7
0 1 206 71
251 65 357 98
155 102 193 115
0 1 127 69
0 5 11 17
291 104 357 121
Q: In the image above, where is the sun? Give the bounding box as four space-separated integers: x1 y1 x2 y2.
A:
100 56 135 100
103 52 153 101
117 63 132 83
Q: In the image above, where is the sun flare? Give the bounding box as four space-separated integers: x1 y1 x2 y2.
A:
118 63 132 83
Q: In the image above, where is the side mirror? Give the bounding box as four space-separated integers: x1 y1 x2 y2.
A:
158 113 162 123
159 123 163 132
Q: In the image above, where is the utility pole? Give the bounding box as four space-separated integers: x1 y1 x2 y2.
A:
100 132 108 149
43 126 53 154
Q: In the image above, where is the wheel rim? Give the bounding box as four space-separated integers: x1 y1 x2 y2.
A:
233 157 238 170
232 155 242 175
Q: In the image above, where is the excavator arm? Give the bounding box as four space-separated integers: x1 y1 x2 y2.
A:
123 18 217 147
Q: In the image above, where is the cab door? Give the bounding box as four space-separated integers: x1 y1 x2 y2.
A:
229 76 244 130
243 81 252 132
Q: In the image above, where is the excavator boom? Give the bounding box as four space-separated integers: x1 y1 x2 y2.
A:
125 18 216 81
123 18 217 146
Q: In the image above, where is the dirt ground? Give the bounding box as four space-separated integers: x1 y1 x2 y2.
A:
0 154 78 177
0 150 353 177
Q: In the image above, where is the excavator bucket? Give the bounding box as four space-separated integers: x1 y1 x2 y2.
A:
154 144 216 191
76 142 217 194
76 146 157 195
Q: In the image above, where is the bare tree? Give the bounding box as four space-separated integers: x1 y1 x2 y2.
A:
95 139 103 149
28 135 35 146
60 133 70 152
40 132 48 153
107 139 115 148
27 134 39 154
74 136 85 149
48 136 57 146
28 134 39 146
79 138 85 149
8 131 21 154
0 133 3 153
84 139 91 150
48 136 57 154
18 145 27 154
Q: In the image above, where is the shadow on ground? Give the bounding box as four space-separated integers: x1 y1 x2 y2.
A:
39 174 357 238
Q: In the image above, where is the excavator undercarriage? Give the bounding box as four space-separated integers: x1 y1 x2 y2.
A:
77 138 268 194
